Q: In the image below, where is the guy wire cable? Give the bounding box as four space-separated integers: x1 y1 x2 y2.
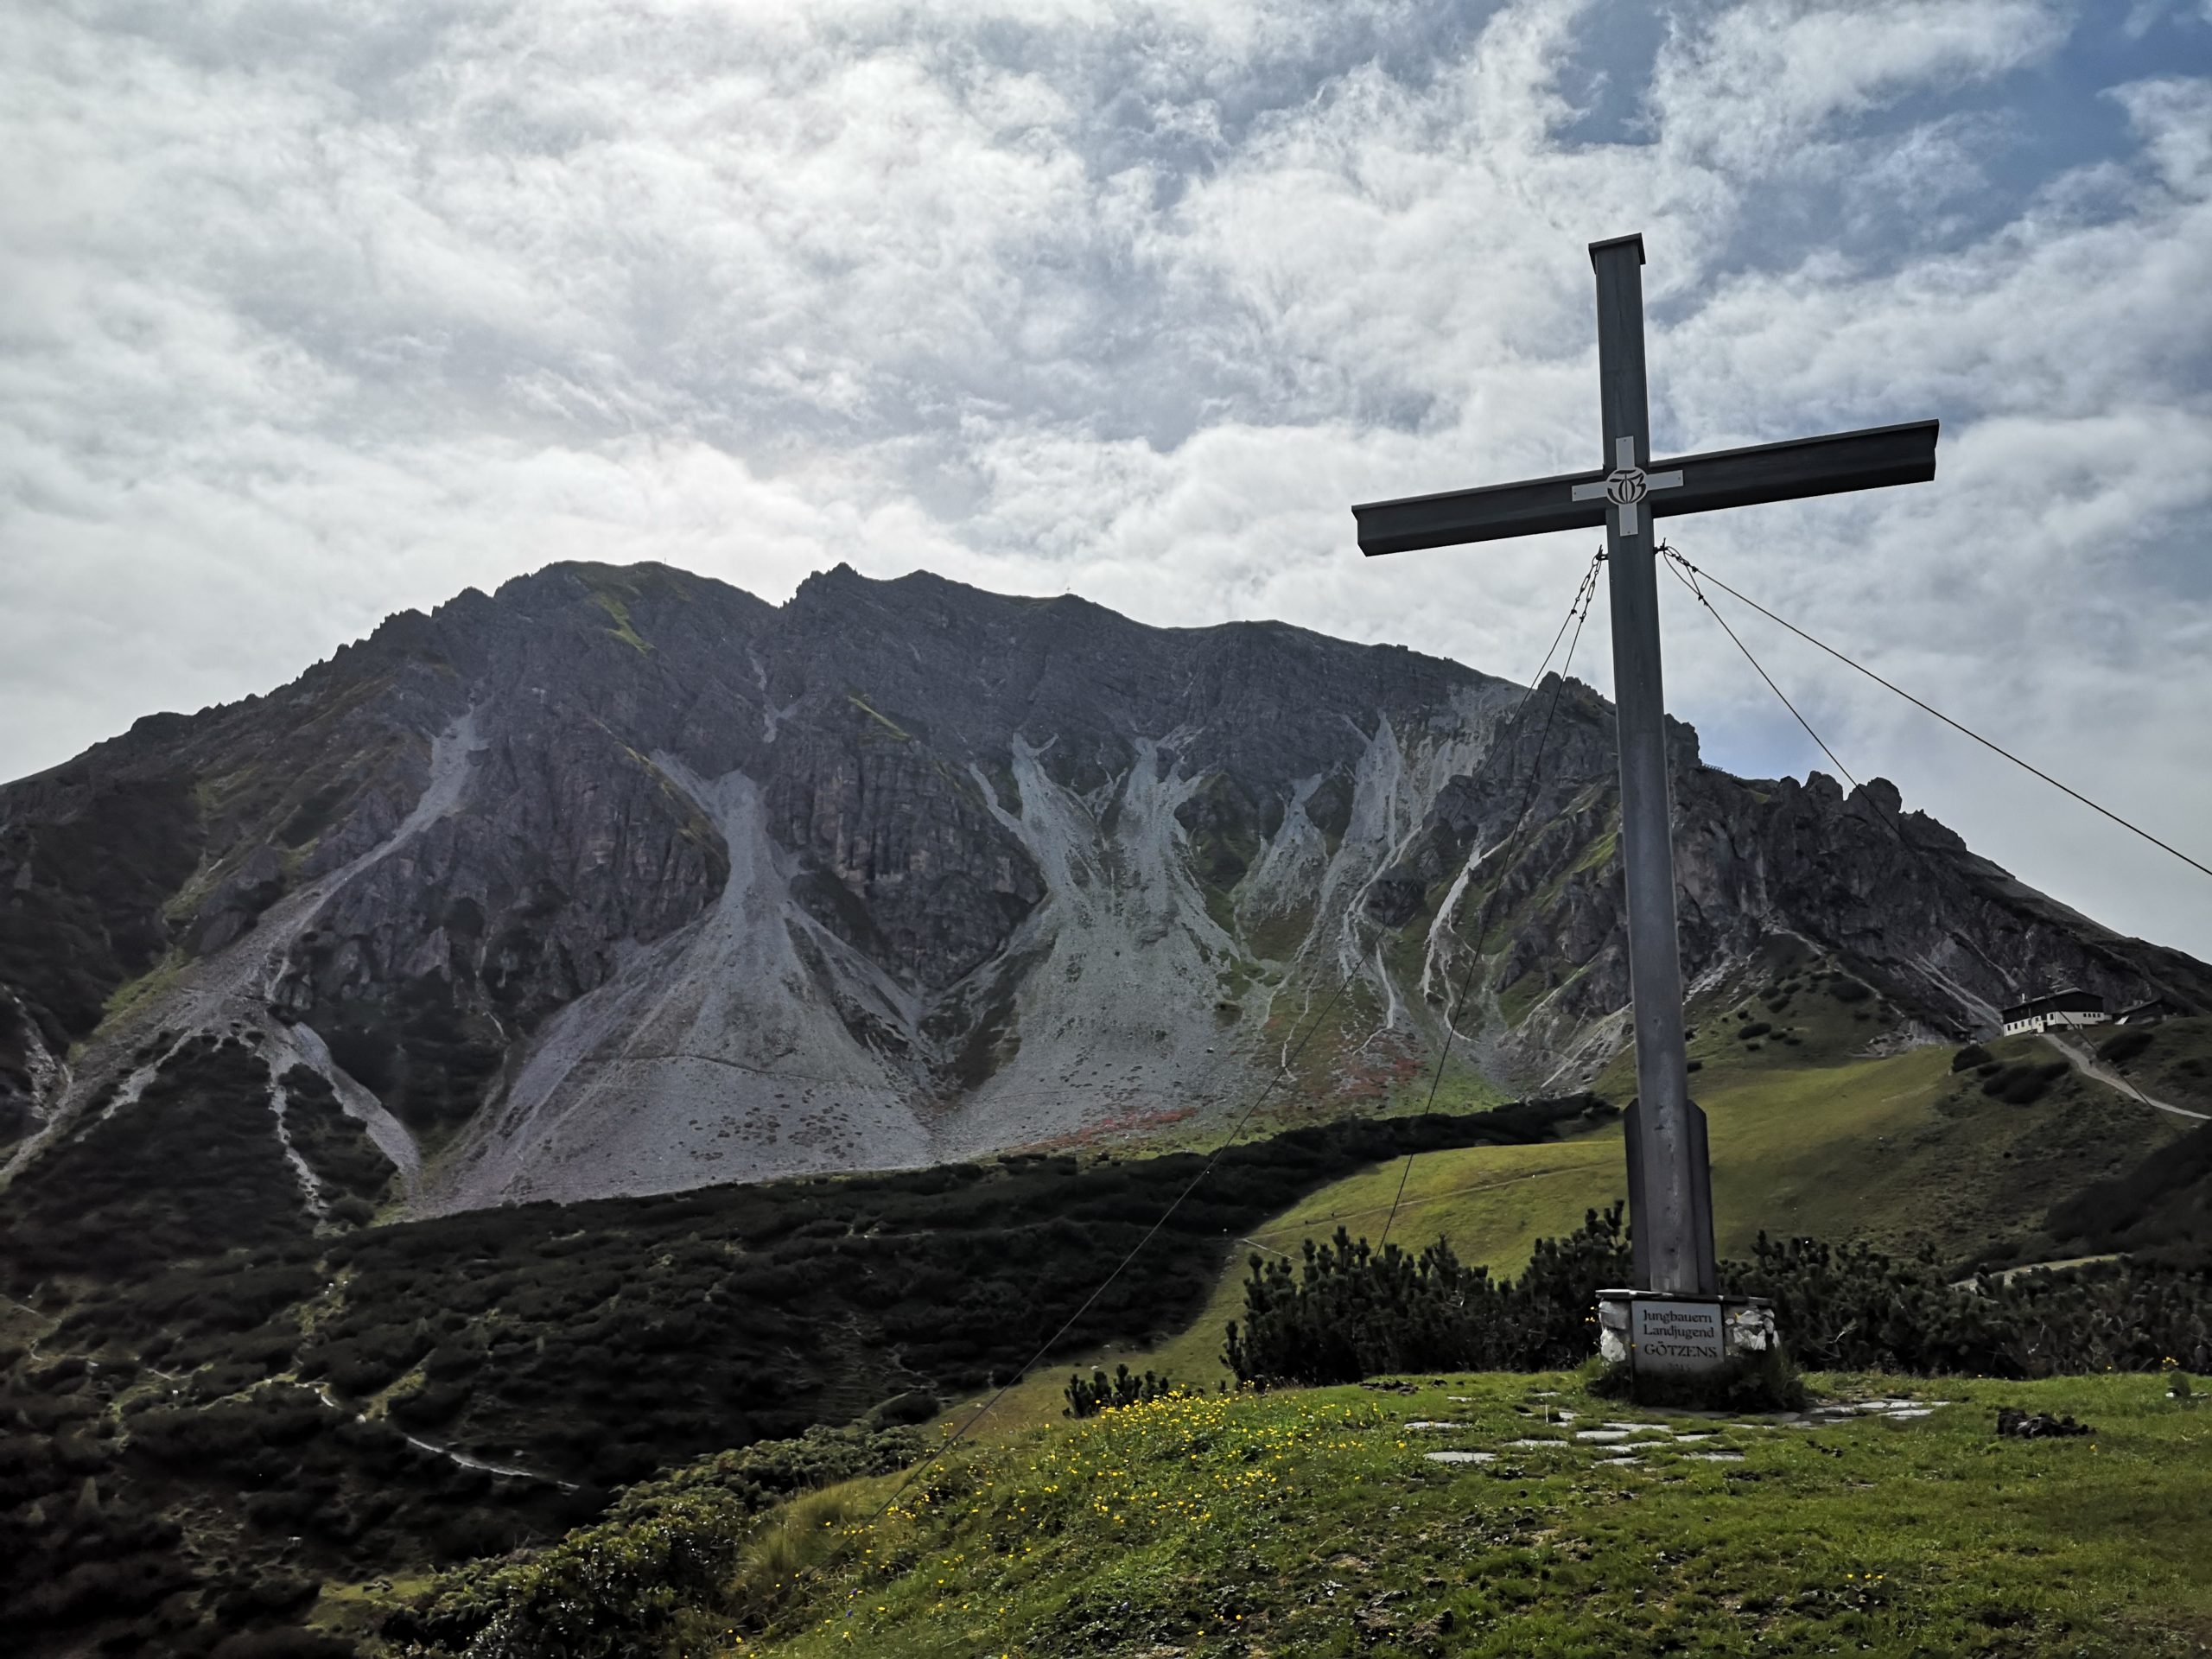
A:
1256 1161 1594 1243
1379 550 1605 1249
862 933 1371 1524
1660 543 2022 1000
866 548 1610 1527
1659 542 2194 1121
1661 549 2212 885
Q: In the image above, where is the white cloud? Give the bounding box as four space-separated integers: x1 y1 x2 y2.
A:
3 0 2209 957
1649 0 2070 176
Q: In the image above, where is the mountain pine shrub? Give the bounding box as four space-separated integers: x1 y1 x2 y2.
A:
2100 1027 2155 1066
1224 1209 2212 1388
1064 1363 1183 1418
1980 1060 2068 1105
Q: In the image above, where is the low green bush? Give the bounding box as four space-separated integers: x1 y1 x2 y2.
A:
387 1423 925 1658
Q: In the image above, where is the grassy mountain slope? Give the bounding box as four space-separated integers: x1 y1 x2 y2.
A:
1031 1027 2181 1405
721 1371 2212 1658
2031 1017 2212 1263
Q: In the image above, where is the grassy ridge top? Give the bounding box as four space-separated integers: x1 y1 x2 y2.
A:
722 1371 2212 1658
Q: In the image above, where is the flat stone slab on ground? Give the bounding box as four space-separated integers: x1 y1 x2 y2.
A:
1780 1399 1952 1427
1402 1395 1952 1478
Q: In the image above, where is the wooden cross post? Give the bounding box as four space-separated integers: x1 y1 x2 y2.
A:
1353 233 1938 1304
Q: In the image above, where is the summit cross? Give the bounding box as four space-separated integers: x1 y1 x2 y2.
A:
1352 232 1939 1300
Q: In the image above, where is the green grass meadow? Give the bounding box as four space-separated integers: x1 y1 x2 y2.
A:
710 1370 2212 1658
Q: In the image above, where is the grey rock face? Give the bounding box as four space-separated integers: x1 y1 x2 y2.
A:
760 696 1044 992
2 559 2204 1213
1368 676 2212 1077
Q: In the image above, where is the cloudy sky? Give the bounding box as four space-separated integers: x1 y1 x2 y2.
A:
5 0 2210 957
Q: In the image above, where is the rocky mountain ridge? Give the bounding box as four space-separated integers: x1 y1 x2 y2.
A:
3 559 2205 1218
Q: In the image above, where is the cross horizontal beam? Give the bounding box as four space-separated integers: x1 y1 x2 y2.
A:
1353 418 1938 558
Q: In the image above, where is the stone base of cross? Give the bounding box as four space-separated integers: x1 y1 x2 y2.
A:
1596 1289 1777 1383
1353 233 1939 1373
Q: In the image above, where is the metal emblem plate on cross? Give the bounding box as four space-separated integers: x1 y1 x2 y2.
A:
1352 233 1939 1339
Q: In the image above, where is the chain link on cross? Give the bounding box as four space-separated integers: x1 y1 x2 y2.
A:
1353 233 1940 1298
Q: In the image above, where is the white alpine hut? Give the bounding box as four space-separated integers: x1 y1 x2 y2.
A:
1999 988 2109 1036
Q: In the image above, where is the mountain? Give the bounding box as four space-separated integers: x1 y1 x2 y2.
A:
3 559 2206 1225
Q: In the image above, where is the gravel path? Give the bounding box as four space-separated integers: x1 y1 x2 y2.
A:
2039 1032 2208 1122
